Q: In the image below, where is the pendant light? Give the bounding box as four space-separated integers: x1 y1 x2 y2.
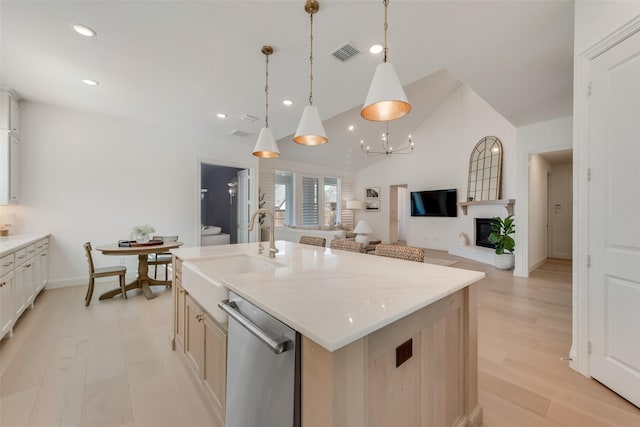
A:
293 0 328 146
253 45 280 158
361 0 411 122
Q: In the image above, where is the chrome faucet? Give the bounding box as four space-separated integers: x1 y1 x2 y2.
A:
248 209 279 258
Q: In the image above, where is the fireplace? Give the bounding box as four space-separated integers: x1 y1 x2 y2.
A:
475 218 496 249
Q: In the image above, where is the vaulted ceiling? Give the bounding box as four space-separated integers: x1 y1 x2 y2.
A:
0 1 574 172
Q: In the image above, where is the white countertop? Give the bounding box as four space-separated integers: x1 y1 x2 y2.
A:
172 241 485 352
0 233 50 257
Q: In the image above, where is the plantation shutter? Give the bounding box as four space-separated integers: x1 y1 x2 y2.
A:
302 176 319 225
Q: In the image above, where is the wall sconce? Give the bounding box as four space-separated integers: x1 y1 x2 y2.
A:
228 182 237 204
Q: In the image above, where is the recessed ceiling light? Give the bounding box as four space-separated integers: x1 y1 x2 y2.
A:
348 125 354 131
82 79 99 86
71 23 97 37
282 99 294 106
369 44 383 54
217 113 227 119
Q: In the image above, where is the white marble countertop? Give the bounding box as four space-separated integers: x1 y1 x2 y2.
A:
0 233 50 258
172 241 485 352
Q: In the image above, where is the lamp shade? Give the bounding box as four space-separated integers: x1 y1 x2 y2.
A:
353 220 373 234
361 62 411 122
252 127 280 158
346 200 363 210
293 105 328 146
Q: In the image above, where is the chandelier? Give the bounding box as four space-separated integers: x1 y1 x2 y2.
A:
360 122 413 157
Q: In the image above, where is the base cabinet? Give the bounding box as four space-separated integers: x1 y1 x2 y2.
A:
173 258 227 426
0 236 49 341
0 271 15 338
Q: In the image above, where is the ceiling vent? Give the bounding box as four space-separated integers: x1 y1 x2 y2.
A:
240 114 259 122
331 42 360 62
231 129 254 138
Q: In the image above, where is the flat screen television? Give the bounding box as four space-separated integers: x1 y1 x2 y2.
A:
410 189 458 217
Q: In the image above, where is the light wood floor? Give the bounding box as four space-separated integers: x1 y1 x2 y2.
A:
1 255 639 426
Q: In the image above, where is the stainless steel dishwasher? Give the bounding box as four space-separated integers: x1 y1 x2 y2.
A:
219 292 300 427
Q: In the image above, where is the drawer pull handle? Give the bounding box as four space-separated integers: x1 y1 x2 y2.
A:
2 263 12 267
18 255 25 259
0 282 5 287
196 314 204 322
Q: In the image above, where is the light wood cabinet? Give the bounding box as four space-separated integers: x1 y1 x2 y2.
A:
302 286 481 427
174 277 227 425
184 294 227 423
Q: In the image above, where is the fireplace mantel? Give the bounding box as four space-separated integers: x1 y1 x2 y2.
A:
458 199 515 216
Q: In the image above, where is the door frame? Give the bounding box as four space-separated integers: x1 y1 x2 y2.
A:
196 158 257 246
572 15 640 376
388 184 408 244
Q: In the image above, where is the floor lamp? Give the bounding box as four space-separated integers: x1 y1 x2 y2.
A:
346 200 363 230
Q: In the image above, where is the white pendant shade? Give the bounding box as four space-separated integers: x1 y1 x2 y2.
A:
252 127 280 158
293 105 328 146
361 62 411 122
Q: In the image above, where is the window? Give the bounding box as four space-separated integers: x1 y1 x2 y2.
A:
324 177 339 226
275 171 294 226
301 176 319 226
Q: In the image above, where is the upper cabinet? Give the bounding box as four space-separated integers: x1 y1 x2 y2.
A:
0 91 20 136
0 91 20 204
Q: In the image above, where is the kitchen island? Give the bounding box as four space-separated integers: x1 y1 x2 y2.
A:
171 241 485 427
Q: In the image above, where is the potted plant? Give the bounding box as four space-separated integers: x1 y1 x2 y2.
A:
488 215 515 270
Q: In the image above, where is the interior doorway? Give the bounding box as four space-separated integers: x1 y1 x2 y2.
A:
388 184 408 244
528 149 573 273
199 162 251 245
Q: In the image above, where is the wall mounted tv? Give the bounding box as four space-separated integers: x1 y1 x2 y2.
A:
410 189 458 217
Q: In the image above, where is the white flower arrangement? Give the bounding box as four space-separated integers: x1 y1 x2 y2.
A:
131 224 155 236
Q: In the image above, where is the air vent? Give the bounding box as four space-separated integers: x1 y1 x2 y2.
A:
240 114 259 122
331 42 360 62
231 129 254 138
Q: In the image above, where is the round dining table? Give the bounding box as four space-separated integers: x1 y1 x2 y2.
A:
95 241 183 300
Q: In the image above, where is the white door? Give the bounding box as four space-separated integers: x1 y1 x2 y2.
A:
236 169 250 243
588 29 640 407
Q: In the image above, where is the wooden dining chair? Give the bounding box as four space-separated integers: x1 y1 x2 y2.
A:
299 235 326 247
330 239 364 253
84 242 127 306
374 244 425 263
148 235 178 280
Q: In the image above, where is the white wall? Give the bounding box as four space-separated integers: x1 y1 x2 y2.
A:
12 101 257 287
528 154 551 270
515 115 573 276
575 1 640 53
355 85 517 250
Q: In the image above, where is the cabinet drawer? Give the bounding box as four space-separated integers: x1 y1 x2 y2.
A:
0 254 14 276
35 238 48 251
14 248 27 266
25 244 36 258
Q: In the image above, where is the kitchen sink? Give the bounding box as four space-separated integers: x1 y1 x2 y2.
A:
181 254 284 324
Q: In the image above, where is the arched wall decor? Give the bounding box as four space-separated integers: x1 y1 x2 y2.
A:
467 136 503 202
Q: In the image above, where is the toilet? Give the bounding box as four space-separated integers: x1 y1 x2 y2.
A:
201 226 230 246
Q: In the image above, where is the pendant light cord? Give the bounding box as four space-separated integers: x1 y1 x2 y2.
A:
309 11 314 105
265 51 269 128
383 0 389 63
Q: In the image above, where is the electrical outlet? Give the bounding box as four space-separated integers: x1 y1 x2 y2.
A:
424 236 428 241
396 339 413 367
119 257 125 265
433 237 439 242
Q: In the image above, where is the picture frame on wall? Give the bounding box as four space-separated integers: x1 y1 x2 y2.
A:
365 198 380 211
365 187 380 198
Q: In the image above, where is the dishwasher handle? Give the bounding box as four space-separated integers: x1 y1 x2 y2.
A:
218 300 291 355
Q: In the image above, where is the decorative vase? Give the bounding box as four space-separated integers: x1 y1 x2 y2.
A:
458 232 469 246
494 253 514 270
